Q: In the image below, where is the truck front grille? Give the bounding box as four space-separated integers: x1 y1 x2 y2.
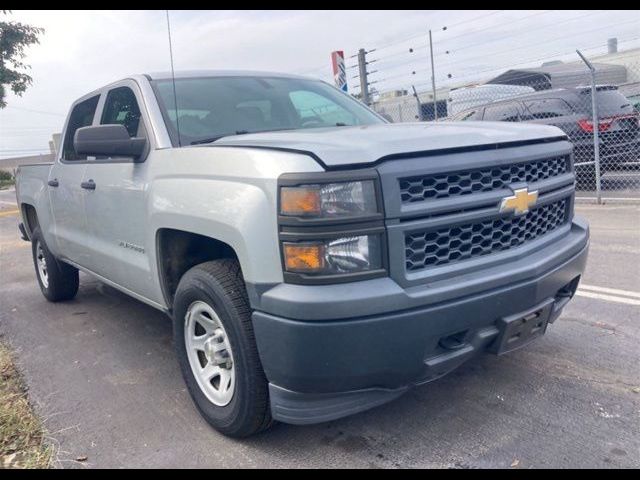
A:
399 155 569 204
404 198 569 271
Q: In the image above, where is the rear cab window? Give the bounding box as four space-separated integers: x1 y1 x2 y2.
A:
62 95 100 161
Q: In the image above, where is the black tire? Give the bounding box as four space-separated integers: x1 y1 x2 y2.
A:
31 227 79 302
172 259 272 438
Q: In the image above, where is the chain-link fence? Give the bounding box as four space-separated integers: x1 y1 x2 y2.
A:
370 52 640 202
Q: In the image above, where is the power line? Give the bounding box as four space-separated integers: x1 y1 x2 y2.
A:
370 10 604 77
296 11 522 81
448 10 603 54
371 18 639 91
3 106 66 116
435 10 552 44
368 12 578 81
408 36 640 90
438 18 640 74
438 10 506 30
364 10 504 56
373 34 640 97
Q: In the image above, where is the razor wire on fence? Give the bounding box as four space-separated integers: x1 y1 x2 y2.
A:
369 51 640 201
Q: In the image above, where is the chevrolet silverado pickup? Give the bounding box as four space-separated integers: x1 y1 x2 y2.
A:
15 71 589 437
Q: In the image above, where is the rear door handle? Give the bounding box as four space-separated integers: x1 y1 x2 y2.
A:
81 180 96 190
47 179 59 187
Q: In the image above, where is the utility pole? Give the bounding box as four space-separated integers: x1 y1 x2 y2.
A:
357 48 371 105
428 30 438 121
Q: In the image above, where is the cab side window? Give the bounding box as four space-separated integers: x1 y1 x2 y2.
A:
62 95 100 161
101 87 143 137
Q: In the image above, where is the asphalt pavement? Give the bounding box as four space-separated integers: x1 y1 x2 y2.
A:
0 187 638 468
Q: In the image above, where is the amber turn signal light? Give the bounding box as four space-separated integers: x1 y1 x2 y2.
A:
280 187 321 216
283 243 325 272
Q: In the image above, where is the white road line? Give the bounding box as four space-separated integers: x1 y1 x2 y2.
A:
576 290 640 306
579 284 640 300
575 197 640 202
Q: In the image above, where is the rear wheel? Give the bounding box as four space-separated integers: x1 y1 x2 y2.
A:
173 259 272 437
31 227 79 302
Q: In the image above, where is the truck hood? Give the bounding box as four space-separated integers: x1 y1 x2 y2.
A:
209 122 565 168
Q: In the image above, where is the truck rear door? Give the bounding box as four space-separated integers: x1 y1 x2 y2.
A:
48 94 100 267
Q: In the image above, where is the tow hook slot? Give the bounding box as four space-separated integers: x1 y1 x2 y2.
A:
550 276 581 323
439 330 469 350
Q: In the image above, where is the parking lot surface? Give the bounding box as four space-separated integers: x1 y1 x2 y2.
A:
1 187 638 468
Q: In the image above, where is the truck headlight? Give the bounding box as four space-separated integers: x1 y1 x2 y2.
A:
283 235 382 275
280 180 378 218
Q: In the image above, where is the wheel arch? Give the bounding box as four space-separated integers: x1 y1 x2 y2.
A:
155 228 241 310
20 203 39 239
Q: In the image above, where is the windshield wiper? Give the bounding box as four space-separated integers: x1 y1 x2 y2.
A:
190 127 300 145
190 131 250 145
190 125 350 145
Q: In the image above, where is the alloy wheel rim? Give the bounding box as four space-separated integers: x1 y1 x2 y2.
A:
35 241 49 289
184 300 235 406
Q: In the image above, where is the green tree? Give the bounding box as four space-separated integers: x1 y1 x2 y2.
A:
0 11 44 108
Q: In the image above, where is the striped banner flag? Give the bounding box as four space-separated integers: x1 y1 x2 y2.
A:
331 51 348 92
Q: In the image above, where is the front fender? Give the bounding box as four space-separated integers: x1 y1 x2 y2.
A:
148 177 282 286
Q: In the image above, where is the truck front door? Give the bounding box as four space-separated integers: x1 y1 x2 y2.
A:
82 83 155 301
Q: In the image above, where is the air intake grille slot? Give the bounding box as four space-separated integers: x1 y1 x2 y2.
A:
405 198 568 271
399 156 569 204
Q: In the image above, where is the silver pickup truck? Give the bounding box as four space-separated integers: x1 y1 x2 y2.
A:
15 71 589 437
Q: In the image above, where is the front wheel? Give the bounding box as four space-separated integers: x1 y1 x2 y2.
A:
172 260 272 437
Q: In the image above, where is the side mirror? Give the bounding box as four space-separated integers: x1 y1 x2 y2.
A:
74 124 146 161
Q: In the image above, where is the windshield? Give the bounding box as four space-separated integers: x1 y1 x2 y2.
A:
151 75 384 146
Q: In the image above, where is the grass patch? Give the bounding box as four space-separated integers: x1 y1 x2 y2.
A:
0 339 52 469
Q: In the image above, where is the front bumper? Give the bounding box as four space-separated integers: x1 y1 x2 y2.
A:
252 217 589 425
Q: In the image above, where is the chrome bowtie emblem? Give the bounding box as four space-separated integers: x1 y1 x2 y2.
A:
500 187 538 216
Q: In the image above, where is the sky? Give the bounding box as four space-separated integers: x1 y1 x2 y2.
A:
1 9 639 159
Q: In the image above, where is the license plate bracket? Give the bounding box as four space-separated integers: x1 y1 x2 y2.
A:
489 299 554 355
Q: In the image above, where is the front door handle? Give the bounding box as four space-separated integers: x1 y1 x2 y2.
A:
47 179 59 187
80 180 96 190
